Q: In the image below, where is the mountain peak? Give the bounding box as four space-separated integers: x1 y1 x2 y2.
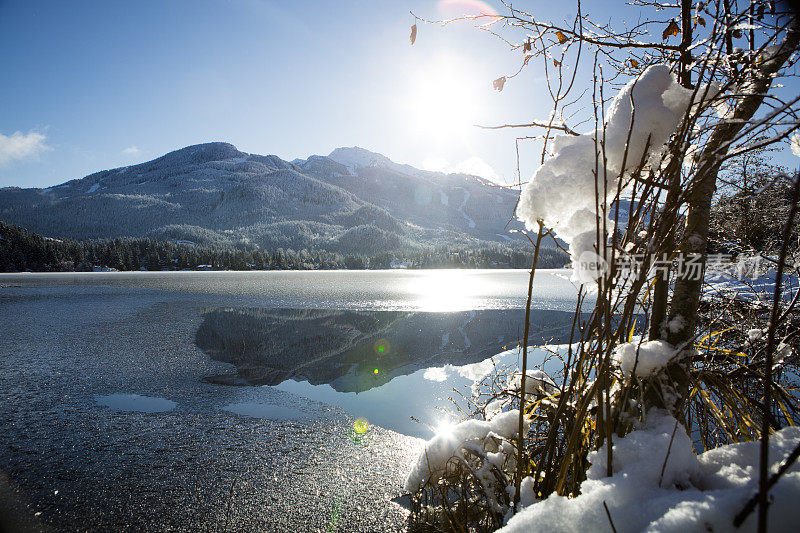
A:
327 146 394 170
154 142 247 166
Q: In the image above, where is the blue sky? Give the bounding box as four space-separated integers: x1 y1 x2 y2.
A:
0 0 796 188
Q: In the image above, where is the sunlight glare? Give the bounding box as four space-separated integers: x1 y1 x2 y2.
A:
406 55 481 142
404 270 486 311
435 418 457 439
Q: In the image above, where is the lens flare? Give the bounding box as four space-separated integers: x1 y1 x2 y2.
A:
437 0 498 18
353 418 370 434
374 339 389 355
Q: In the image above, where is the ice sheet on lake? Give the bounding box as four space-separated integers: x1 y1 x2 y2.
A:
222 402 310 420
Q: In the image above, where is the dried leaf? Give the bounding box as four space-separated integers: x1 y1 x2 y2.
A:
553 58 561 67
523 54 533 66
523 39 532 53
732 28 742 39
757 4 765 20
662 19 680 40
630 58 640 68
696 16 706 27
493 76 507 91
410 24 417 45
555 31 567 44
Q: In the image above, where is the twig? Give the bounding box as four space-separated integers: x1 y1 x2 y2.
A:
755 172 800 532
603 500 619 533
513 221 545 512
659 419 680 487
476 122 580 136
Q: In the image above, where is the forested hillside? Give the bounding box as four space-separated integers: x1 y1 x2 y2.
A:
0 221 568 272
0 143 542 257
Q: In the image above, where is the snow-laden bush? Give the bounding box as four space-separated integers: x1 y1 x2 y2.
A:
517 65 693 282
500 411 800 533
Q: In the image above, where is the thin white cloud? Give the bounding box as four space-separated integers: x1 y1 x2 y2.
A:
452 156 500 182
0 130 49 165
422 155 501 182
122 145 141 156
421 156 450 173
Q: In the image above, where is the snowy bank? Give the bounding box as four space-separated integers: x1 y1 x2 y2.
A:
499 411 800 533
404 410 526 494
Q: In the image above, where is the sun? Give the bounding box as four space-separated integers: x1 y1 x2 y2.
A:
405 55 481 142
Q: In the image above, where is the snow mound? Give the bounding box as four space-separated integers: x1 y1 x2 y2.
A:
404 410 526 494
499 410 800 533
517 65 693 283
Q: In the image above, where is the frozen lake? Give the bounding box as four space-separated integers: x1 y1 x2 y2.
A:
0 269 581 531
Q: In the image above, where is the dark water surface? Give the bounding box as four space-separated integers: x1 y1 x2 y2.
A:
0 270 580 531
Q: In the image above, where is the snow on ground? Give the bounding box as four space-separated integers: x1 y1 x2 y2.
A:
440 190 449 206
705 268 800 303
86 183 100 194
404 410 526 494
499 411 800 533
405 338 800 532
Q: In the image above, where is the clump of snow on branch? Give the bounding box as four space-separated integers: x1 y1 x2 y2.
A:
499 410 800 533
517 65 693 283
506 369 558 397
404 410 527 494
612 338 682 379
790 133 800 157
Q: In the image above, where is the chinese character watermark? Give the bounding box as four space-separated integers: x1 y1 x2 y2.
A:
576 252 766 282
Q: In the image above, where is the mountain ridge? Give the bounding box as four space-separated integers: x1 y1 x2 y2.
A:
0 142 543 256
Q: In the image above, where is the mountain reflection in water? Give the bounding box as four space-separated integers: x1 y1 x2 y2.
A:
195 308 579 393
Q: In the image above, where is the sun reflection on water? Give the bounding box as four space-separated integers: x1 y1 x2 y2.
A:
404 270 488 312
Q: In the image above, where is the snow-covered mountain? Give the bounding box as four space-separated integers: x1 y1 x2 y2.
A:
0 142 535 254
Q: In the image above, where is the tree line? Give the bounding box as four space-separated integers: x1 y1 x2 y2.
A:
0 220 568 272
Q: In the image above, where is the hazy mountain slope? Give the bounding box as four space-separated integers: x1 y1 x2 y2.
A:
0 142 535 254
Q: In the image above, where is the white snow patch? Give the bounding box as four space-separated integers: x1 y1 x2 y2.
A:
423 367 449 382
404 410 527 493
500 412 800 533
455 358 495 382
